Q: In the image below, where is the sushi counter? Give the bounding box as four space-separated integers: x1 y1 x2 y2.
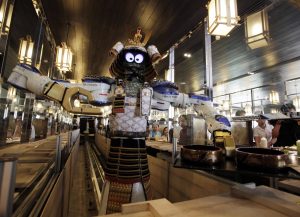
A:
95 134 300 200
94 133 300 217
97 185 300 217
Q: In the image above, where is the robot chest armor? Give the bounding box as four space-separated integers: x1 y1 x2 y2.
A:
123 80 143 97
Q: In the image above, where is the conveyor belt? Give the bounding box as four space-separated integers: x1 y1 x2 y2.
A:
84 140 106 213
11 138 64 217
0 132 76 217
13 165 58 217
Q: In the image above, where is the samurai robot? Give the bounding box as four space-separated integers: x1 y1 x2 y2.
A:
7 28 230 214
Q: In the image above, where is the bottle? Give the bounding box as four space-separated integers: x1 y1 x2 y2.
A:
297 140 300 156
259 137 268 148
224 136 236 158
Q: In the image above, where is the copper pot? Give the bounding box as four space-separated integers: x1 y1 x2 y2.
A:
181 145 223 165
236 147 289 169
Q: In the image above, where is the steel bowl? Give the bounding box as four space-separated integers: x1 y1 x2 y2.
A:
235 147 289 170
181 145 223 165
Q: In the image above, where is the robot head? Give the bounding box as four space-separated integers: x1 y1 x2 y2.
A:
109 28 161 82
111 47 152 80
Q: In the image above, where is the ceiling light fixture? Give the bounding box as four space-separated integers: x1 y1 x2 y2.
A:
207 0 240 36
7 86 16 100
293 84 300 112
0 0 13 36
56 42 73 73
269 90 279 104
56 23 73 73
245 9 270 49
183 53 191 58
32 0 41 16
73 99 80 108
18 35 34 65
270 108 278 114
293 96 300 112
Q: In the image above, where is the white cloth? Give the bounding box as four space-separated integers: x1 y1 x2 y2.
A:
253 124 273 142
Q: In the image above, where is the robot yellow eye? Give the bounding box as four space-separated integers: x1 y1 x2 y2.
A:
134 54 144 63
125 53 134 62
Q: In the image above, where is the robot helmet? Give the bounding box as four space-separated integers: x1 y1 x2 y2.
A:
109 28 160 81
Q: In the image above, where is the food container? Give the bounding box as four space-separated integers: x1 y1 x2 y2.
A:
236 147 289 170
181 145 223 165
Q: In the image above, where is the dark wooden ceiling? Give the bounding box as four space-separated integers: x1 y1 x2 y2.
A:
39 0 300 97
41 0 267 79
41 0 210 80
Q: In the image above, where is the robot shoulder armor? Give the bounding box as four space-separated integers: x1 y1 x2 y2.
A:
151 80 179 95
82 76 116 85
151 80 178 89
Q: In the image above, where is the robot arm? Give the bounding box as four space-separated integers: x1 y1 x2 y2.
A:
151 98 170 111
8 64 113 115
151 80 231 133
188 94 231 133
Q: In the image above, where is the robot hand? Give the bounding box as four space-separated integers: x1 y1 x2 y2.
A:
204 115 231 133
60 86 102 114
194 103 231 133
8 64 51 95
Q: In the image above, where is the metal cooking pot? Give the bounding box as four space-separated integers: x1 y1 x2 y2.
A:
181 145 223 165
235 147 289 169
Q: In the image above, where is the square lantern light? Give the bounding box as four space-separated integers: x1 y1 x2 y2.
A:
207 0 240 36
7 86 16 100
245 9 270 49
0 0 13 35
56 42 73 73
293 96 300 112
269 90 279 104
18 35 34 65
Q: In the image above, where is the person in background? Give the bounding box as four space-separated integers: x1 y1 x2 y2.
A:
168 120 176 143
12 117 22 139
149 123 161 140
280 103 297 118
169 127 173 143
178 115 192 145
161 127 169 142
105 120 110 138
30 123 35 141
271 103 300 147
72 115 79 130
235 110 246 116
145 123 150 140
253 116 273 147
